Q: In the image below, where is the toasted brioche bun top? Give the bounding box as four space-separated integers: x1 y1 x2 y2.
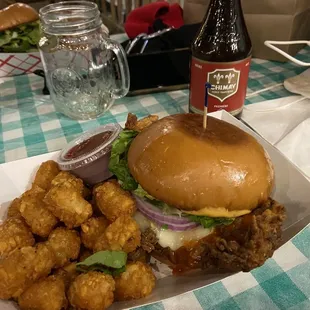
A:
0 3 38 32
128 114 274 218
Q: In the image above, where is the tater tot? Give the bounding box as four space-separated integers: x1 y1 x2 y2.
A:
81 217 109 250
68 272 115 310
26 185 46 196
8 185 46 221
47 227 81 268
51 171 90 198
125 113 159 132
0 218 35 258
0 247 36 299
33 160 60 191
94 216 141 253
93 234 109 252
7 198 22 219
0 243 56 299
54 262 78 290
18 276 67 310
94 181 136 222
19 190 58 238
115 261 156 301
44 185 93 228
30 243 56 279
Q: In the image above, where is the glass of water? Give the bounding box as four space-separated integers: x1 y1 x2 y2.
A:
38 1 130 120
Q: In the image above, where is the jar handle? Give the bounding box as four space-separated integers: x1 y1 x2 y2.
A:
105 38 130 98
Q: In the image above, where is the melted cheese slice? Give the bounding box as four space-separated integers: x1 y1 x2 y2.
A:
134 211 212 251
182 207 250 218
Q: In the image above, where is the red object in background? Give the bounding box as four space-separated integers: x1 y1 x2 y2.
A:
125 1 184 39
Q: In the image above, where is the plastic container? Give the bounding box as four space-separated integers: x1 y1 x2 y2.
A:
57 123 121 185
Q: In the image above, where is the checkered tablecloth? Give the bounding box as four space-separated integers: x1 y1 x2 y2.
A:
0 53 42 77
1 46 310 310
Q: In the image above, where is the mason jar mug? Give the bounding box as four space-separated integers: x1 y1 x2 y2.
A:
38 1 130 120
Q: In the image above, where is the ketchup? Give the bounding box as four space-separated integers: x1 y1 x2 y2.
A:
65 131 113 159
57 123 121 186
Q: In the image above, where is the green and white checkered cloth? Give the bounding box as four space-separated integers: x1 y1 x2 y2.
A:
1 46 310 310
1 47 309 164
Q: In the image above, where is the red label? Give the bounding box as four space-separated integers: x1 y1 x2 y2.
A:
189 57 251 114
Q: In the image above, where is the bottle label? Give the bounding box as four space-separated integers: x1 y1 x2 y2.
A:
189 57 251 114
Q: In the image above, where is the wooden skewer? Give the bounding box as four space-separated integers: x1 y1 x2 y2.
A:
203 106 208 129
203 83 212 129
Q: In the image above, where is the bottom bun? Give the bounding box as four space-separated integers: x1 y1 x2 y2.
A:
143 199 286 274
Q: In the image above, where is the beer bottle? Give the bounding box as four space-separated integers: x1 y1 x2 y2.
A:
189 0 252 116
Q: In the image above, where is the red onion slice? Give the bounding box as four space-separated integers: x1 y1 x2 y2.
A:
135 196 198 231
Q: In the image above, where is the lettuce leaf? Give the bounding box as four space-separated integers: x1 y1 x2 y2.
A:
134 185 183 216
108 129 139 191
0 21 40 53
133 184 157 201
134 185 235 227
0 31 18 47
76 250 127 276
186 215 235 229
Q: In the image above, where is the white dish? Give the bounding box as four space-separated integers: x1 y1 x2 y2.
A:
1 110 309 310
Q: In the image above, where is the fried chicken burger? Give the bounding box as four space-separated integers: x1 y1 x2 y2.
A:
108 113 286 273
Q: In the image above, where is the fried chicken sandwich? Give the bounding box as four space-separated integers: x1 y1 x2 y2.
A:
108 113 286 273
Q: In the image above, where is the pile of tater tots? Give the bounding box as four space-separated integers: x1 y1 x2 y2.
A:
0 160 156 310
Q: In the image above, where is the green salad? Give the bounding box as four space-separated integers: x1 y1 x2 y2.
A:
0 20 40 53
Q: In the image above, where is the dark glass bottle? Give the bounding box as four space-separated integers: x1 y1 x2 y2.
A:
189 0 252 116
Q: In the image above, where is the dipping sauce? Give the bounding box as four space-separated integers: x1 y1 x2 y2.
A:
65 131 113 160
57 124 121 186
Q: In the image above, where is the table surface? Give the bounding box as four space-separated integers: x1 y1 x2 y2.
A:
1 46 310 310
